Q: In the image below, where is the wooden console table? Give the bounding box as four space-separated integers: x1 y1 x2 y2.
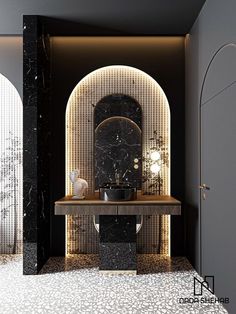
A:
54 192 181 216
54 193 181 274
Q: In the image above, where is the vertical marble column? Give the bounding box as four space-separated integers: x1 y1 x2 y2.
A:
99 215 137 273
23 16 51 274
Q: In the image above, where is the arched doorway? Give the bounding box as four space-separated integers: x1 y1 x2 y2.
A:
0 73 22 254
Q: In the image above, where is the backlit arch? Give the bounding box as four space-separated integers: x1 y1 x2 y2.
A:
65 65 170 255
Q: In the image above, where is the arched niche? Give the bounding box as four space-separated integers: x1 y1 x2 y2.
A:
0 73 23 254
65 65 170 255
94 94 142 189
94 93 142 128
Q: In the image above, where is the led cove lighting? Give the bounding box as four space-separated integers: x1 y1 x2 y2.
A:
66 65 170 256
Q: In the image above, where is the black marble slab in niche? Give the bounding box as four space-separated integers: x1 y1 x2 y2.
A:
95 117 142 189
23 15 51 275
99 215 136 271
94 94 142 128
94 94 142 190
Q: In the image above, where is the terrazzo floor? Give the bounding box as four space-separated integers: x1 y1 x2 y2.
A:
0 254 228 314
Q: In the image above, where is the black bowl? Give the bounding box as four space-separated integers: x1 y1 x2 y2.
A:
99 182 137 201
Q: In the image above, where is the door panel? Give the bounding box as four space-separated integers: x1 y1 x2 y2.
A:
201 45 236 312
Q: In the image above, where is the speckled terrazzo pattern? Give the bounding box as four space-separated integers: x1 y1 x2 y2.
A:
0 255 228 314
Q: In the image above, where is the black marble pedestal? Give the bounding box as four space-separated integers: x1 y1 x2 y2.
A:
99 215 136 273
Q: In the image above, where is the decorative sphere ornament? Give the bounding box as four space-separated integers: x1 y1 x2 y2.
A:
150 163 160 174
150 151 161 161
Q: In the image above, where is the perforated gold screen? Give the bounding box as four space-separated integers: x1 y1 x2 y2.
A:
66 65 170 255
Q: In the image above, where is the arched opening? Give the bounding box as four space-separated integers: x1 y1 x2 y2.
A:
65 65 170 255
0 73 23 254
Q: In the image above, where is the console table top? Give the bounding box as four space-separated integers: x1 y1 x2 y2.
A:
54 192 181 215
55 192 181 206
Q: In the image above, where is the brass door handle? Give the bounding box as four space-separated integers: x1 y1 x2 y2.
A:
199 184 210 191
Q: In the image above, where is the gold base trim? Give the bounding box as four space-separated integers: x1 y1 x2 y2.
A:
99 270 137 275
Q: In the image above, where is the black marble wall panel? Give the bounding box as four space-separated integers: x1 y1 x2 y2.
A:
99 215 136 271
94 94 142 189
23 15 51 274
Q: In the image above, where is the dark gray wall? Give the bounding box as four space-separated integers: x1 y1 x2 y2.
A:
0 0 205 97
186 0 236 271
186 0 236 311
0 0 205 35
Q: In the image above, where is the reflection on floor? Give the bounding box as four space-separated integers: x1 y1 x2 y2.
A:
0 255 227 314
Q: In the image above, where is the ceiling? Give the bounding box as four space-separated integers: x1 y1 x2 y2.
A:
0 0 206 35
